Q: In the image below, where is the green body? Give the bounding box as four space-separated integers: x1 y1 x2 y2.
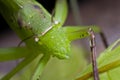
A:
0 0 71 59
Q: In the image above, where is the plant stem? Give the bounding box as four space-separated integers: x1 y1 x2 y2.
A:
89 28 99 80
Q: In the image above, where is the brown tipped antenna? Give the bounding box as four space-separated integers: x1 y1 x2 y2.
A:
18 35 34 47
88 28 100 80
100 31 108 48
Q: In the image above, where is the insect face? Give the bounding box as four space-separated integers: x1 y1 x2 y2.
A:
38 27 71 59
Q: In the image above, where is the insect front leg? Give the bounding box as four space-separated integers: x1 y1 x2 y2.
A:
54 0 68 26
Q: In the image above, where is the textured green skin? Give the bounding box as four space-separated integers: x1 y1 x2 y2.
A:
0 0 70 59
39 25 71 59
18 2 52 36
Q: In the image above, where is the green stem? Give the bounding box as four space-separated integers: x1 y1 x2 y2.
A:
31 54 50 80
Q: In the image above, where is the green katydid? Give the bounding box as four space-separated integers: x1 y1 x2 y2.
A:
0 0 101 80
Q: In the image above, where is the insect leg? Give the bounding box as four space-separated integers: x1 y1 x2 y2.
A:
54 0 68 26
31 54 50 80
88 28 100 80
1 54 38 80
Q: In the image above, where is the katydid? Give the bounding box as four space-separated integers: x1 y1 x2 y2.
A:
0 0 100 80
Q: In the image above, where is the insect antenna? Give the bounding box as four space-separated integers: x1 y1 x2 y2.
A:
100 31 108 48
88 28 100 80
18 35 35 47
51 9 55 23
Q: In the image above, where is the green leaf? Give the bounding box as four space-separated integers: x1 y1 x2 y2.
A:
76 39 120 80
